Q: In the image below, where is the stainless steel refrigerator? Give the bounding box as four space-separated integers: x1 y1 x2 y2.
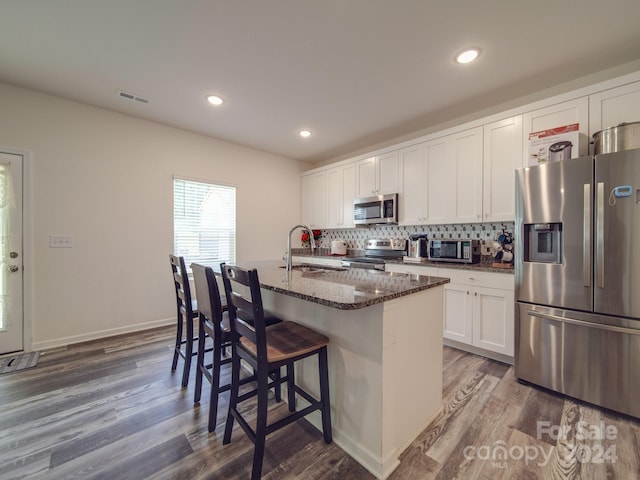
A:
515 149 640 418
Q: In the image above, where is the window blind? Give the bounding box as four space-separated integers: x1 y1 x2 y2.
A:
173 177 236 271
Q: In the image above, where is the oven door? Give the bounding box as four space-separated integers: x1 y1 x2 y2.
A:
428 240 459 261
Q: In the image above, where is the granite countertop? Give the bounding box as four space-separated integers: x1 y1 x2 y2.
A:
292 250 514 274
233 260 450 310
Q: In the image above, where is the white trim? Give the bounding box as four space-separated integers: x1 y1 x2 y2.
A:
0 146 32 353
32 317 174 351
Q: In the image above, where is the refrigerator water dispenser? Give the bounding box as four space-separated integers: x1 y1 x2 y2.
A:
524 223 562 264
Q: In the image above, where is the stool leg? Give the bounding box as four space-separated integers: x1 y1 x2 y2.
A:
318 347 332 444
223 345 240 445
208 335 222 432
286 363 295 412
194 316 205 403
181 316 193 388
251 368 269 480
171 313 183 371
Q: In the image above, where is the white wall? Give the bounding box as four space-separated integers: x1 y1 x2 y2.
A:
0 82 305 350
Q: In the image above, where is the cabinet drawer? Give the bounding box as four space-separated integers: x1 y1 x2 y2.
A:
386 263 439 276
438 268 514 290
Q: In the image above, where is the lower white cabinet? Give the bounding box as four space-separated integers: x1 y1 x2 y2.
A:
386 263 515 358
441 269 514 357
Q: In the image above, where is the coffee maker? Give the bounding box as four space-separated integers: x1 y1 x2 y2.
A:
405 233 428 262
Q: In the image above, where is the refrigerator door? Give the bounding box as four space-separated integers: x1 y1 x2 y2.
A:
594 148 640 319
515 157 593 311
516 303 640 419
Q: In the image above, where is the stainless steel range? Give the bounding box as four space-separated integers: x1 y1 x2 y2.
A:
341 238 406 271
515 147 640 419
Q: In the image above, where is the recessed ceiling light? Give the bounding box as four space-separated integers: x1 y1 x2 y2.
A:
206 95 224 106
298 129 312 138
455 48 481 64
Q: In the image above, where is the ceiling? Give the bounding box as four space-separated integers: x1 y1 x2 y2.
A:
2 1 640 163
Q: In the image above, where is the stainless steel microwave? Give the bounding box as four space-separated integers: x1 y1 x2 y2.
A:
353 193 398 226
428 239 481 263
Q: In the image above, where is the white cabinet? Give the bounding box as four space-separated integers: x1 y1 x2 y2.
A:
356 151 400 197
327 162 356 228
384 263 439 276
522 97 589 164
442 269 514 357
482 116 523 222
589 81 640 137
398 144 428 225
300 170 328 229
424 137 450 224
425 127 483 224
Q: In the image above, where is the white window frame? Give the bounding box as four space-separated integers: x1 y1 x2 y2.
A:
173 176 236 270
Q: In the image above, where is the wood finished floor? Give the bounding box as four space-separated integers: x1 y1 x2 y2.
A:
1 326 639 480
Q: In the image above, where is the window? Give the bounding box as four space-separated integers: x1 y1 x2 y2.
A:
173 177 236 270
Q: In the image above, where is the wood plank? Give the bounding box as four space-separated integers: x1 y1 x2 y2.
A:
2 328 640 480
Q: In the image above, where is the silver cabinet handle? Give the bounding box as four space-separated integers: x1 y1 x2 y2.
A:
583 184 591 287
596 182 605 288
527 310 640 336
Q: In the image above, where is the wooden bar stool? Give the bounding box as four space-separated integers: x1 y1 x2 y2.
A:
221 264 332 480
169 254 201 388
191 263 233 431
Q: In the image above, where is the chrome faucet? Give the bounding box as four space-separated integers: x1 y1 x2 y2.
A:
286 224 315 278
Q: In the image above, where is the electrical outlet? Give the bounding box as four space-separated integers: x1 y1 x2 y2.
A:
49 235 73 248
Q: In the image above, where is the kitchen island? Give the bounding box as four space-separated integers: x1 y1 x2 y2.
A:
231 260 449 479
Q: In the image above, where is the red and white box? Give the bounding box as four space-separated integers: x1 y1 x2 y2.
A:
528 123 581 165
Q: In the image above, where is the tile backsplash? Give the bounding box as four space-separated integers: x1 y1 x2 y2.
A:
316 222 514 255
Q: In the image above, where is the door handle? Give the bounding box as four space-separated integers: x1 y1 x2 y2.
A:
583 184 591 287
8 265 19 273
596 182 605 288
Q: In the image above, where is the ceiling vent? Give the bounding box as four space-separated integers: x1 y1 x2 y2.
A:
116 89 149 104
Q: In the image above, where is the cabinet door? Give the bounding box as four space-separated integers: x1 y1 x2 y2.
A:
483 116 523 222
377 151 400 195
522 97 589 163
425 137 452 224
472 286 514 356
399 144 427 225
301 171 327 228
327 167 343 228
327 163 356 228
341 163 356 228
452 127 483 223
356 156 377 198
443 283 473 344
589 81 640 136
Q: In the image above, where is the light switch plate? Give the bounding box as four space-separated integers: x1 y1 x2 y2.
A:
49 235 73 248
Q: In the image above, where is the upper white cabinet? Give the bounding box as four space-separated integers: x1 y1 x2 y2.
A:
424 137 450 224
356 151 400 198
326 162 356 228
522 97 589 163
399 144 428 225
482 116 523 222
589 80 640 137
426 127 483 224
300 170 328 229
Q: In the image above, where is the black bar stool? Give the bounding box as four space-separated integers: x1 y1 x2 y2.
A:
169 254 201 388
221 264 332 480
191 263 233 431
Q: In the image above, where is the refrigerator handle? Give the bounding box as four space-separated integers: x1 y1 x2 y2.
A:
583 184 591 287
596 182 605 288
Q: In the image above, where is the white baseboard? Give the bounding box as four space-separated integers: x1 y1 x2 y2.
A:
32 317 174 351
